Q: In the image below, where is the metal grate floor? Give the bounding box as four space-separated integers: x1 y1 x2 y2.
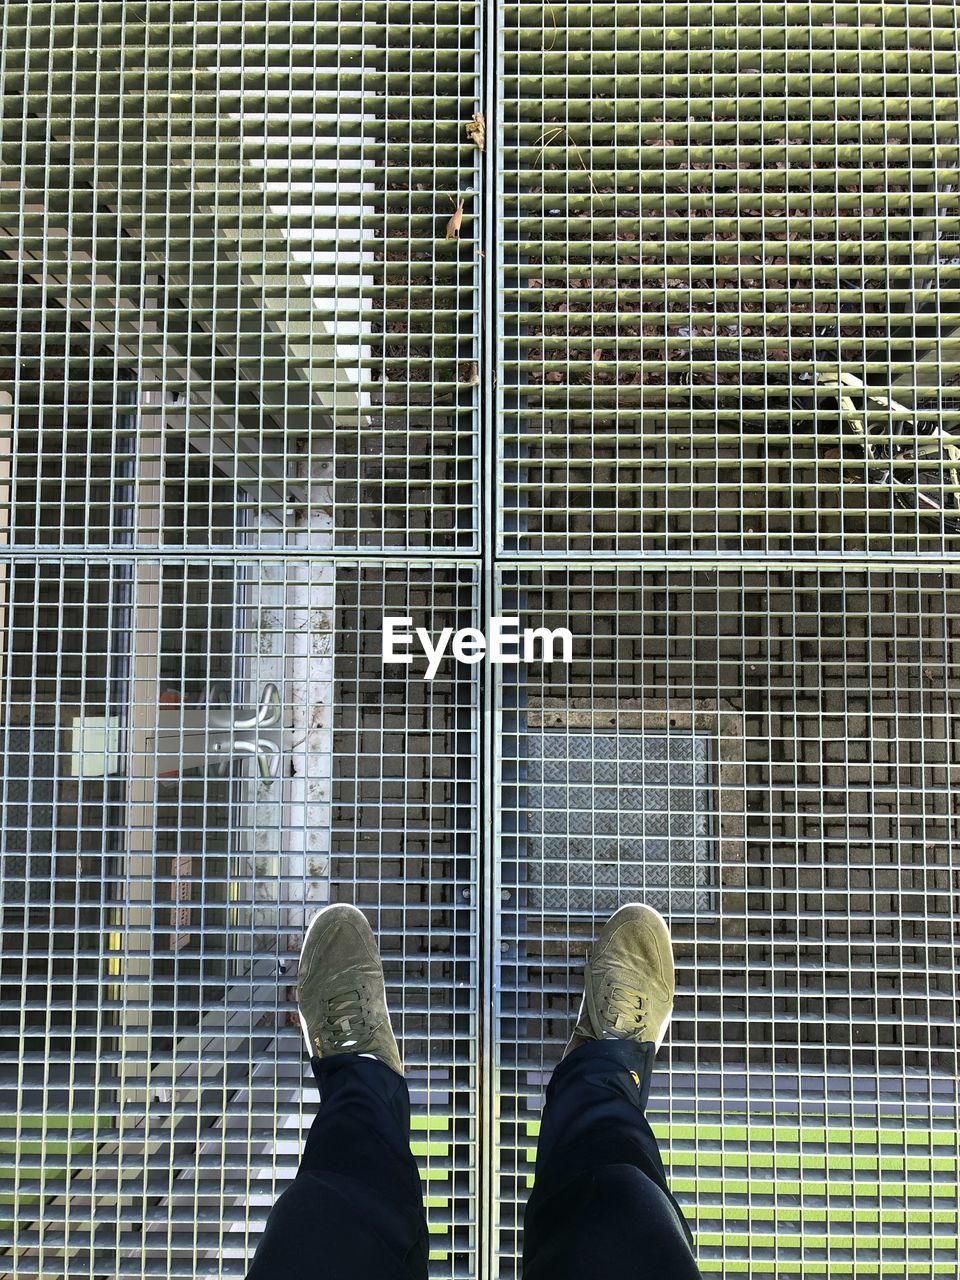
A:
495 565 960 1275
2 2 960 1278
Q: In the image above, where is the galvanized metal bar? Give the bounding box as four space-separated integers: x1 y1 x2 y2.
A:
479 0 500 1267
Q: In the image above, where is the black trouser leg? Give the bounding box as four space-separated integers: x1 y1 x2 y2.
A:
522 1040 702 1280
246 1053 429 1280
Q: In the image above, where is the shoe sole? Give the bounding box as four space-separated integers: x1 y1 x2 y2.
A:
296 902 377 1057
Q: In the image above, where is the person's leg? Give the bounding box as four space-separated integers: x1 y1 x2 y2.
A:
245 904 429 1280
522 1038 700 1280
246 1053 428 1280
522 904 702 1280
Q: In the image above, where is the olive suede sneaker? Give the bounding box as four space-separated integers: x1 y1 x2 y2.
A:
296 903 403 1075
563 903 675 1058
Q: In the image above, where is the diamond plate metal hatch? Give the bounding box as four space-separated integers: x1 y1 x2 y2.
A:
1 2 960 1279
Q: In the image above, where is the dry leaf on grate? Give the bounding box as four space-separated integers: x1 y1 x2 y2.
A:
466 112 486 151
445 196 465 240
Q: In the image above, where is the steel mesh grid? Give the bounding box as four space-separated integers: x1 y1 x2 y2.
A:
494 564 960 1276
0 1 481 553
499 3 960 557
4 1 960 1278
0 557 479 1277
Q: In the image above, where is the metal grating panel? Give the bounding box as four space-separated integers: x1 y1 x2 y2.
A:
499 4 960 556
0 558 479 1276
495 565 960 1276
2 0 484 1273
1 1 481 552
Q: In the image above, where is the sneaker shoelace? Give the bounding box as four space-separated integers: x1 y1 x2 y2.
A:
319 988 371 1052
604 979 647 1037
